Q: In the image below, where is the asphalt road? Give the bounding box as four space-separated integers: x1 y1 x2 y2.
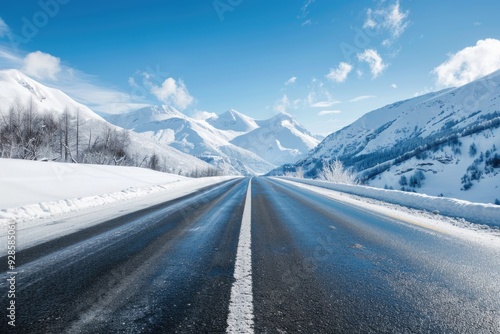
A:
1 177 499 333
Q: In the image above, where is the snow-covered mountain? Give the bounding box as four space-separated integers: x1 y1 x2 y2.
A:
0 69 214 175
282 70 500 204
104 107 319 175
231 112 320 166
104 106 275 175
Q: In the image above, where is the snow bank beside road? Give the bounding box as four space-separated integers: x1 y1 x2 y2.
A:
0 159 236 223
278 177 500 227
0 159 188 209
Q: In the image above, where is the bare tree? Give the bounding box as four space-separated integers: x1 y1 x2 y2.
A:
149 153 160 171
76 108 81 162
58 107 74 162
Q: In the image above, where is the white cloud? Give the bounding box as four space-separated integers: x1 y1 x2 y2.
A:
53 69 148 114
350 95 375 102
274 94 290 113
151 78 194 110
413 86 433 98
306 80 340 108
318 110 341 116
301 19 312 26
128 76 139 88
0 17 10 38
433 38 500 88
326 62 353 83
364 0 409 45
299 0 314 18
310 100 340 108
293 98 302 109
0 47 23 67
391 83 398 89
285 76 297 85
364 10 377 29
192 110 217 121
93 102 151 114
22 51 61 80
357 49 386 78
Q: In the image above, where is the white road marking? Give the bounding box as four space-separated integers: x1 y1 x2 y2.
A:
226 178 254 333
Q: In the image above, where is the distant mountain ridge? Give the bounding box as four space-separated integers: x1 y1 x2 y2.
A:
231 112 319 166
104 106 274 175
104 107 320 175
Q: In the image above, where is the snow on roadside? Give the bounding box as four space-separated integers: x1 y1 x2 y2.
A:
274 178 500 248
277 177 500 228
0 159 237 224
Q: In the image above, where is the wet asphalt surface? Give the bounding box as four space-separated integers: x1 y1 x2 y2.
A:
1 177 499 333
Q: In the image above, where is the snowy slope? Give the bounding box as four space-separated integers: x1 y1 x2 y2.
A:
292 70 500 204
0 69 213 175
104 106 275 175
230 112 320 166
0 69 103 122
207 108 258 134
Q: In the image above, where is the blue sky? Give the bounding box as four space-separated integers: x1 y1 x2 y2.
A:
1 0 500 135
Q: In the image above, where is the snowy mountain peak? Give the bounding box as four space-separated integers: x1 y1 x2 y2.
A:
231 112 320 166
257 112 315 138
207 109 258 132
0 69 48 103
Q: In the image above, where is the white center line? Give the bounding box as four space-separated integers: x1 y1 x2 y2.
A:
226 178 254 334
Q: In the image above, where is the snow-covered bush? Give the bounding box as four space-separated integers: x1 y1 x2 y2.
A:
284 166 304 178
320 160 357 184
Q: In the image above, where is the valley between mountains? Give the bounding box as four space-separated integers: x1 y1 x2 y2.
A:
1 68 499 204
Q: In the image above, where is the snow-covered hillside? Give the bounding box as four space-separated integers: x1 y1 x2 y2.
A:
104 107 319 175
0 69 103 122
286 70 500 204
0 69 213 175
